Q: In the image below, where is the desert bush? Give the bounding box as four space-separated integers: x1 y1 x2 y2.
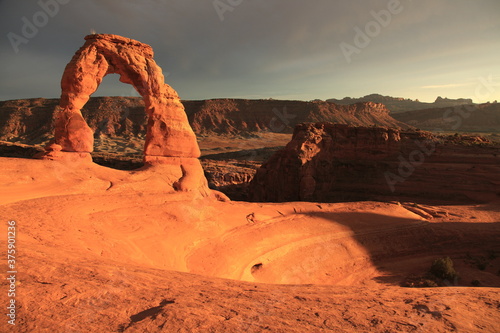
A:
471 280 481 287
403 257 462 288
429 257 459 281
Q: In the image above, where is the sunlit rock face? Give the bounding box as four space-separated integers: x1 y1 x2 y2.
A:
40 34 215 196
53 33 199 158
249 122 500 203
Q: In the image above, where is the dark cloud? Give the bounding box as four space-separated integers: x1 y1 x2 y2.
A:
1 0 499 102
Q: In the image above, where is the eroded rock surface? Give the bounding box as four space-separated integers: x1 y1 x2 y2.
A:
39 34 211 195
249 123 500 203
0 97 412 142
53 34 199 158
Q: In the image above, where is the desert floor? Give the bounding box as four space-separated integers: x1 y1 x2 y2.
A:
1 157 499 332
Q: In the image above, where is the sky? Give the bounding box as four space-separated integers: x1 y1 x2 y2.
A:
0 0 499 103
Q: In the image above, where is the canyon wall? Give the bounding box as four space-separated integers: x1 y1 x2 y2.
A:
249 123 500 203
0 97 410 144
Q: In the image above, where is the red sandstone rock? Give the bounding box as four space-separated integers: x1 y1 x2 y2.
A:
34 140 93 162
0 97 413 142
53 34 199 158
39 34 211 195
249 123 409 201
249 123 500 203
186 99 411 135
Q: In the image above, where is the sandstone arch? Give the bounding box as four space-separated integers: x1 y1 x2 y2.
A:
48 33 199 159
41 34 214 195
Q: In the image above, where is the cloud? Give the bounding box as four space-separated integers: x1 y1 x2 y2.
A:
0 0 499 101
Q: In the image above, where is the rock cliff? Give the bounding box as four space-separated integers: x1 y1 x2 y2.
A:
0 97 410 144
249 123 500 203
185 99 409 135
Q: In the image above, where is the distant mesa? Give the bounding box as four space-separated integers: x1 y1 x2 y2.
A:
327 94 474 113
0 97 411 143
392 102 500 132
36 34 212 195
3 95 499 158
185 98 411 135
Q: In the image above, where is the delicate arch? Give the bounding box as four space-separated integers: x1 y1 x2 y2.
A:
52 34 200 159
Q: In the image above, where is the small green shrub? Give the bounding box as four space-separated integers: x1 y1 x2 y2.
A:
430 257 459 281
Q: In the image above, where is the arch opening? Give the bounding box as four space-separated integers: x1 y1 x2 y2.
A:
83 73 146 160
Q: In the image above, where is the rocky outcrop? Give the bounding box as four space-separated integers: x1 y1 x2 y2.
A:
249 123 500 203
0 98 57 144
185 99 410 135
0 97 410 143
51 34 199 159
202 159 260 201
36 34 212 196
0 140 44 158
7 97 499 144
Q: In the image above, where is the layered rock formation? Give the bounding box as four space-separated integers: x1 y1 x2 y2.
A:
249 123 500 203
0 97 411 144
38 34 210 194
185 99 410 135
